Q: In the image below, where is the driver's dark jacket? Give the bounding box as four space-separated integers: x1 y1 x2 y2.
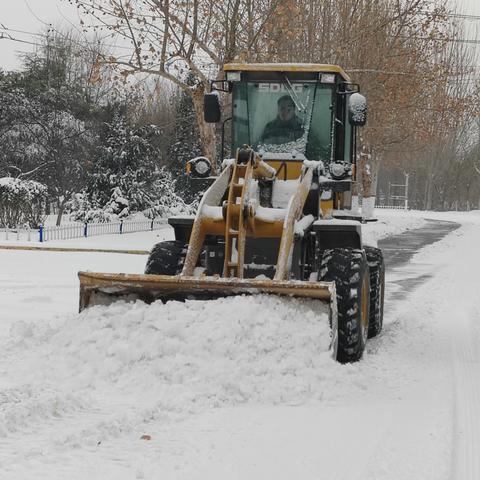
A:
260 116 304 145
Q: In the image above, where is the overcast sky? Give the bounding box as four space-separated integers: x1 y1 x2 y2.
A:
0 0 479 72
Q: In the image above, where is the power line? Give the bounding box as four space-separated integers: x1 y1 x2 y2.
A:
0 32 43 49
0 23 133 52
0 25 44 38
23 0 47 27
447 13 480 21
397 35 480 45
447 38 480 45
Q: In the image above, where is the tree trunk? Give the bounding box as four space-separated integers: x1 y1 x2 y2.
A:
56 197 68 227
425 174 434 211
191 83 217 172
350 180 360 214
358 150 376 218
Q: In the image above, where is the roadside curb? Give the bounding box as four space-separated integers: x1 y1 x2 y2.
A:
0 245 150 255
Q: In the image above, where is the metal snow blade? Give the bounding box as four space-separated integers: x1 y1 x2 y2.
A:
78 271 336 317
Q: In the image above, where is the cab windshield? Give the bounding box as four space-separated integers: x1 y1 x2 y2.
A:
232 81 333 161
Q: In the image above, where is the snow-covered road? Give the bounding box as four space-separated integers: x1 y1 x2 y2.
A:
0 211 479 479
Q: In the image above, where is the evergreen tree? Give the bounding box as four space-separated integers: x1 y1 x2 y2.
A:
86 112 171 215
167 78 203 204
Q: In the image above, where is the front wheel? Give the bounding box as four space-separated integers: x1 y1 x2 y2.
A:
365 246 385 338
145 240 186 275
318 248 370 363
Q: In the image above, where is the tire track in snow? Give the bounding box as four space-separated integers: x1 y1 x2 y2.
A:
390 220 480 480
451 305 480 480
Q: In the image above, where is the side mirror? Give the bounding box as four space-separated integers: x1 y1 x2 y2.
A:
204 92 221 123
348 93 367 126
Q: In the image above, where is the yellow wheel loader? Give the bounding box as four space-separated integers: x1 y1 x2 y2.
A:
79 63 385 363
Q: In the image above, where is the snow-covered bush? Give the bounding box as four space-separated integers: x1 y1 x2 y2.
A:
67 192 90 222
142 167 195 218
102 187 130 218
68 198 114 224
0 177 47 227
68 190 124 223
84 208 117 223
70 169 194 223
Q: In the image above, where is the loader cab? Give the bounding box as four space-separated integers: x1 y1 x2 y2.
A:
229 69 335 165
204 64 366 179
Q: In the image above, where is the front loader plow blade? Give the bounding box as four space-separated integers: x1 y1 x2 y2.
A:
78 271 336 316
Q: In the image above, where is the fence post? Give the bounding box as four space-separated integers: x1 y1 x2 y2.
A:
120 220 123 234
5 227 8 241
27 227 31 242
150 219 154 230
84 223 88 238
39 225 43 242
16 226 20 241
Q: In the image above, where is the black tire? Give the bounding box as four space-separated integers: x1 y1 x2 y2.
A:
365 246 385 338
318 248 370 363
145 240 186 275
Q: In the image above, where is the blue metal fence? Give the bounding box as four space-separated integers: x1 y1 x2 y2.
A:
0 219 166 242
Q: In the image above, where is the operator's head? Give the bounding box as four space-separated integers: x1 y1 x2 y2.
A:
277 95 296 122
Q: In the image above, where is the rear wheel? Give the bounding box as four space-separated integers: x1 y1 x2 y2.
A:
365 246 385 338
145 240 186 275
318 248 370 363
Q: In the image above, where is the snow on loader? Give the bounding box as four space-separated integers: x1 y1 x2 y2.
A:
78 63 385 363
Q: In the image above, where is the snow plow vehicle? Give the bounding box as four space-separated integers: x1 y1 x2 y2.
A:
79 63 385 363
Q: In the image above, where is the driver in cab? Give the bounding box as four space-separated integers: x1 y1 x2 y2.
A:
260 95 304 145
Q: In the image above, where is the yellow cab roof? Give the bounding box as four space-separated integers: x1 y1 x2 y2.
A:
224 63 351 82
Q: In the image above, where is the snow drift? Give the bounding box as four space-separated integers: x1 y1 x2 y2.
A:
1 295 332 443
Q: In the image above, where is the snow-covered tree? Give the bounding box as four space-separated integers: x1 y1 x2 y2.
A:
79 112 189 219
0 82 95 225
167 81 203 204
0 177 47 228
143 167 192 218
86 113 160 209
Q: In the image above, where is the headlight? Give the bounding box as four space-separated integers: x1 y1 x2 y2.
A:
186 157 212 178
329 162 350 180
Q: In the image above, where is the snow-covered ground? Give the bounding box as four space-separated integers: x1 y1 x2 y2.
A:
0 209 478 479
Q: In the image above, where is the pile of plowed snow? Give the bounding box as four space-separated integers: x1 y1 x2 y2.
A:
1 295 334 438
